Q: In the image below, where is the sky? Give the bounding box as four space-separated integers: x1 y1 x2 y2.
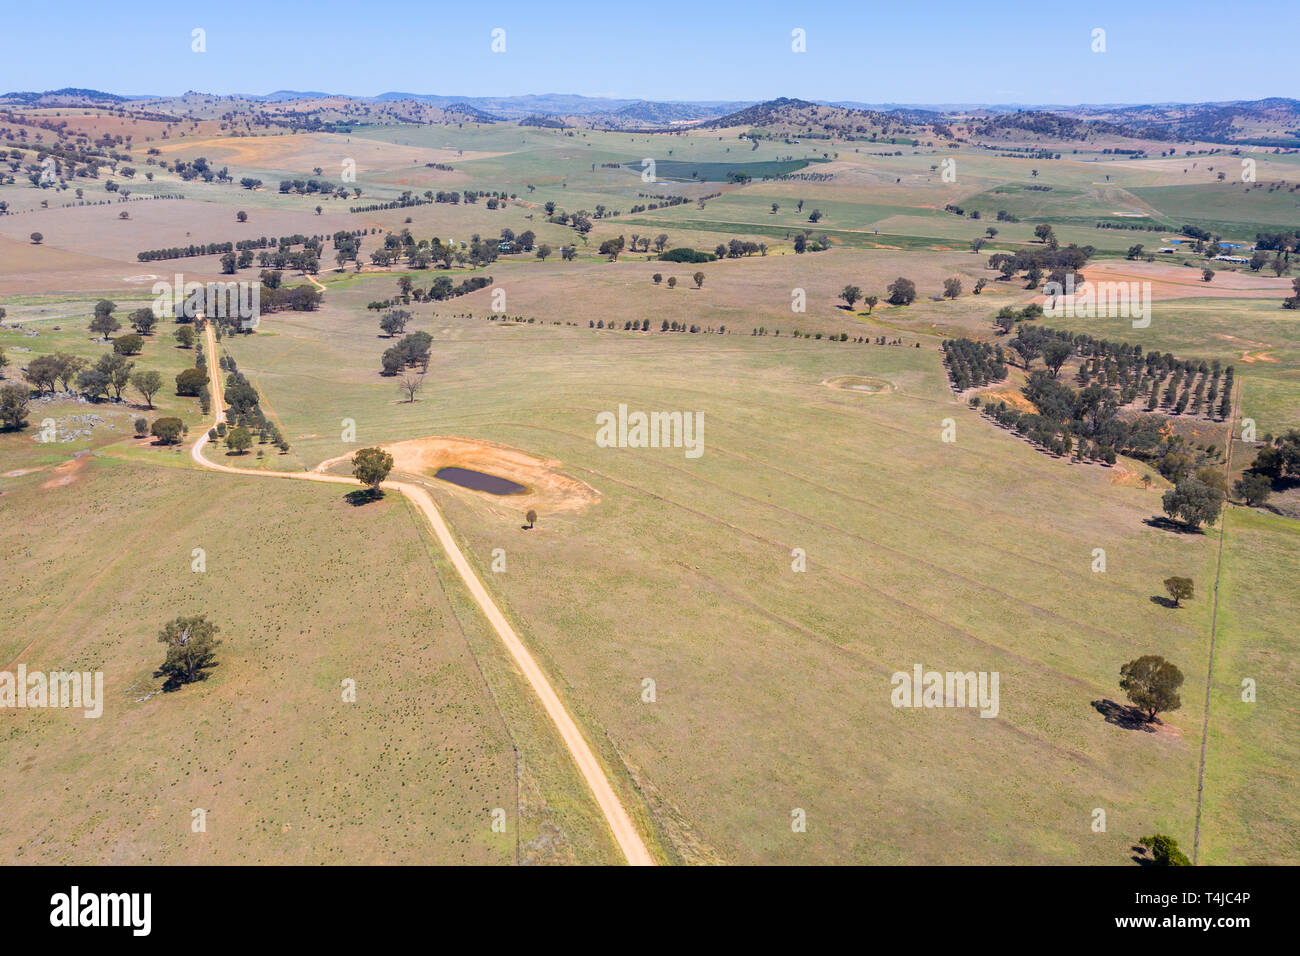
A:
0 0 1292 105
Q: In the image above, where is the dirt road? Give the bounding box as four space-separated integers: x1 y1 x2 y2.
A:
194 323 655 865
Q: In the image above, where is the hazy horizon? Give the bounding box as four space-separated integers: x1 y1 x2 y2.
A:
5 88 1296 112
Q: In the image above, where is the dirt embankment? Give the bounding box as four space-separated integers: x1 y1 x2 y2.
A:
319 436 599 517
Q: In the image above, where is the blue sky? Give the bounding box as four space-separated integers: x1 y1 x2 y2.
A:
0 0 1291 104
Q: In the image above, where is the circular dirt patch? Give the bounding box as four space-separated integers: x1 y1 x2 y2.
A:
822 375 894 395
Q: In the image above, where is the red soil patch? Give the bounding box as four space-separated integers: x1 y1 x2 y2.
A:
40 451 90 489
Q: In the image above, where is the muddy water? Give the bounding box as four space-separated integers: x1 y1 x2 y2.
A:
434 466 527 496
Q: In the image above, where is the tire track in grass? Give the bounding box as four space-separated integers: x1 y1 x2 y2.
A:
1192 378 1240 864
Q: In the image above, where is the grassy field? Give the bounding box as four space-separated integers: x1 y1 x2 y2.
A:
0 455 621 864
2 114 1296 865
1198 507 1300 864
214 286 1224 863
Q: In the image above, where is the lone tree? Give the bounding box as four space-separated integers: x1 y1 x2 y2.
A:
398 372 424 403
157 615 221 688
887 277 917 305
129 308 158 335
225 426 253 454
1138 833 1191 866
30 232 43 244
131 369 163 408
525 508 537 530
379 309 410 337
175 367 207 396
942 277 962 299
1162 478 1223 530
863 295 879 314
839 285 862 309
0 383 30 431
150 416 186 445
89 310 120 339
113 333 144 356
1163 576 1194 607
1119 655 1184 723
352 446 394 494
1234 472 1272 506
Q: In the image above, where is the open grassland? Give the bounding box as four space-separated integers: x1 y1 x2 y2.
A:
0 456 620 865
1198 508 1300 864
3 116 1297 864
217 293 1232 863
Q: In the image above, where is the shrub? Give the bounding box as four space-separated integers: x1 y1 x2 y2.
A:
658 247 717 264
150 417 186 444
175 367 207 396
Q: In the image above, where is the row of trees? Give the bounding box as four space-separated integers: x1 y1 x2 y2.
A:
942 339 1009 390
971 356 1229 515
999 324 1234 421
986 239 1094 288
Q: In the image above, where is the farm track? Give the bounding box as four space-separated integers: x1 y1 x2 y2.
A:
1192 378 1241 864
193 322 655 866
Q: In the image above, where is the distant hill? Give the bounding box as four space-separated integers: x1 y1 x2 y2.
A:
967 110 1169 143
244 90 333 102
611 100 732 123
701 97 821 128
1066 98 1300 146
2 89 1295 146
518 113 568 129
444 102 500 123
699 97 932 142
0 88 132 106
372 92 637 118
577 99 744 130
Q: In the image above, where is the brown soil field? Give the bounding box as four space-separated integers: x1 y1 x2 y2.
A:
11 109 226 144
0 198 356 260
0 200 361 293
0 234 132 293
450 246 1002 337
1050 259 1294 302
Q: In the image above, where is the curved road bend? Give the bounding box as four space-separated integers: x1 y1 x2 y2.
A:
194 322 655 866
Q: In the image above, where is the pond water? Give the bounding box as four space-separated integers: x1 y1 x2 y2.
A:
434 466 527 495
